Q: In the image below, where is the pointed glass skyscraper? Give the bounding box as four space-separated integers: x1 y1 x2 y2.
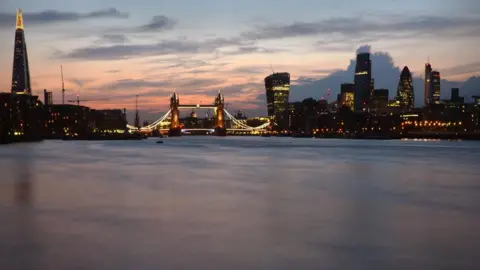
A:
11 9 31 95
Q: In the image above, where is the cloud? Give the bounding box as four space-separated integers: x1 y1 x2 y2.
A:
0 8 128 28
221 46 286 56
97 34 130 44
440 62 480 77
242 15 480 41
105 69 121 73
59 37 246 61
137 15 176 32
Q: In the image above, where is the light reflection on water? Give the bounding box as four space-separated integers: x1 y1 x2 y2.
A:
0 137 479 270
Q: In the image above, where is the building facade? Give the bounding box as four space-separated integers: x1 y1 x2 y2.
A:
265 72 290 130
354 53 372 111
430 71 441 104
396 66 414 109
339 83 355 111
424 63 432 106
11 9 31 95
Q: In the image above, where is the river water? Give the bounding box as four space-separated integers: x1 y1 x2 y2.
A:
0 137 479 270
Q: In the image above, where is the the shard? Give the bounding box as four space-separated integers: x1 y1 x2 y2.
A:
11 9 31 95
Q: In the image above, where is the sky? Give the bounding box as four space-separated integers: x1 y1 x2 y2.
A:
0 0 479 122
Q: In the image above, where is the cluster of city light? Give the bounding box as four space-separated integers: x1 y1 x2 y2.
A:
126 109 269 131
401 120 463 127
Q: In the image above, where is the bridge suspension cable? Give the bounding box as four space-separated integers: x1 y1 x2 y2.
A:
127 108 269 131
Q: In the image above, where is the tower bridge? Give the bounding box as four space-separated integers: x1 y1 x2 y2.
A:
127 91 270 136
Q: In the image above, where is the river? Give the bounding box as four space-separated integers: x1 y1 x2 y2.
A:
1 137 479 270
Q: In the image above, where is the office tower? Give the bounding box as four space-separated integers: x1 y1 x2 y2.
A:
430 71 441 104
340 83 354 111
372 89 389 110
424 62 432 106
44 89 53 105
396 66 414 109
354 53 371 111
11 9 31 95
451 88 459 102
265 72 290 130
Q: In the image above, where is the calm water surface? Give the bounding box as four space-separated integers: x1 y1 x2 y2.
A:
0 137 479 270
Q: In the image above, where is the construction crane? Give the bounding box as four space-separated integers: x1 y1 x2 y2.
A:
61 65 65 104
68 95 109 106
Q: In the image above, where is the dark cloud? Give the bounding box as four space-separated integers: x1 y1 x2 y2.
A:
440 62 480 77
94 78 224 93
0 8 128 28
105 69 121 73
291 45 480 106
97 34 130 44
242 15 480 41
68 78 96 89
59 37 246 61
221 46 285 55
231 66 269 74
137 15 176 32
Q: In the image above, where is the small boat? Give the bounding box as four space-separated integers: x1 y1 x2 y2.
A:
156 140 164 144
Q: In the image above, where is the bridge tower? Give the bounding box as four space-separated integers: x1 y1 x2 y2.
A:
214 90 227 136
168 92 182 136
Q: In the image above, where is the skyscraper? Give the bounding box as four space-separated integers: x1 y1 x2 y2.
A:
11 9 31 95
340 83 354 111
354 53 371 111
430 71 441 104
264 72 290 130
396 66 414 109
424 62 432 106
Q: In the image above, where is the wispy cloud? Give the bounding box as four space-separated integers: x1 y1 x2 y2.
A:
137 15 176 32
96 34 130 44
0 8 128 28
440 62 480 77
58 37 245 61
242 15 480 41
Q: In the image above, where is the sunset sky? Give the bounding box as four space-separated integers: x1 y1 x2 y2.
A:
0 0 479 121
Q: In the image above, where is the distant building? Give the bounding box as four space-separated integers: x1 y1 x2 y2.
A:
424 62 432 106
264 72 290 130
354 53 372 111
372 89 389 110
339 83 354 111
1 93 43 143
430 71 441 104
44 104 92 138
450 88 464 103
91 109 127 132
396 66 414 109
288 102 303 131
44 89 53 105
11 9 32 95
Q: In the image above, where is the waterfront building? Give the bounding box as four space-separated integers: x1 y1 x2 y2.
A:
265 72 290 130
0 93 43 143
425 62 432 106
339 83 354 111
430 71 441 104
354 53 372 111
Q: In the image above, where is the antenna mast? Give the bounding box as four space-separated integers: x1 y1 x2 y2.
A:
270 64 275 74
61 65 65 104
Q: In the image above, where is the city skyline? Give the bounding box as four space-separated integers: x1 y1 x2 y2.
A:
0 0 479 121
